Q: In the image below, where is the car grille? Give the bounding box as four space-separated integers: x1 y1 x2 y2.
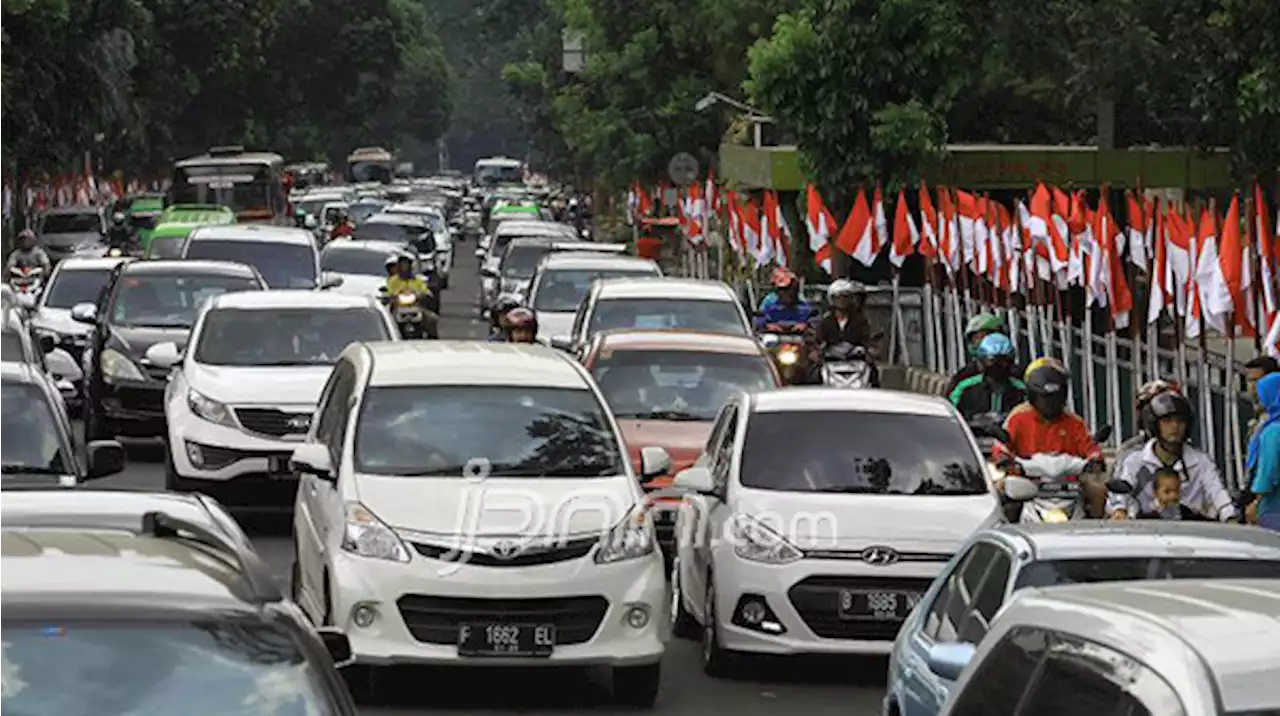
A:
787 575 934 641
116 386 164 414
234 408 312 438
396 595 609 645
410 535 598 567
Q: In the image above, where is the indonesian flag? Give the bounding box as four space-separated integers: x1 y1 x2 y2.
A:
805 185 836 274
1217 194 1255 336
1147 200 1170 324
954 190 980 269
1185 209 1217 339
725 192 745 256
685 183 707 245
938 187 960 274
762 190 791 268
873 185 889 256
1028 183 1070 277
741 195 766 266
917 182 939 258
1096 193 1133 328
1256 184 1277 329
705 169 720 223
1166 208 1193 317
1266 312 1280 359
836 188 878 267
1193 202 1233 335
889 188 918 268
1126 192 1149 270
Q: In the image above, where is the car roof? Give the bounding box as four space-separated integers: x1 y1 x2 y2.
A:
1 360 41 384
551 241 627 253
593 330 767 355
208 289 377 311
50 257 129 271
539 253 659 271
188 224 314 245
0 489 230 535
991 520 1280 561
1 527 254 609
385 203 442 215
494 222 574 237
362 212 429 226
595 278 737 301
122 259 259 278
751 387 956 416
1007 579 1280 713
360 341 592 389
322 239 406 255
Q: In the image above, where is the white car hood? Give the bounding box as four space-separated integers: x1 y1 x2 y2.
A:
737 489 999 553
31 307 88 337
188 363 332 406
358 474 638 539
329 274 385 299
535 311 575 342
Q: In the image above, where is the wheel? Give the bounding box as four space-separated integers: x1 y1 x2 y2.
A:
701 577 737 677
612 663 660 708
670 558 699 639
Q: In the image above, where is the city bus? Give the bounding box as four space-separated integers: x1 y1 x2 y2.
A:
346 147 396 184
473 156 525 187
167 146 288 224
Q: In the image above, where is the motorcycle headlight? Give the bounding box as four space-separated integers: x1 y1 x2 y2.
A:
777 346 799 366
100 348 145 383
1042 508 1070 523
732 514 803 564
396 293 417 306
187 389 235 428
594 507 655 564
342 502 411 562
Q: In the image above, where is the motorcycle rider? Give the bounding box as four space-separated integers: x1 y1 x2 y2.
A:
950 333 1026 420
5 229 52 276
755 267 813 331
294 207 311 229
814 279 879 386
1107 390 1237 522
496 307 540 344
945 313 1009 395
105 212 133 251
1110 379 1179 479
329 209 355 240
488 296 522 339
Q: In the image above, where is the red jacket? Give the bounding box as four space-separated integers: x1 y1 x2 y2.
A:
1002 403 1101 459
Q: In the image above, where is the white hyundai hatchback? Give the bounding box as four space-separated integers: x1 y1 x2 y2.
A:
158 290 397 511
670 388 1001 675
289 341 672 706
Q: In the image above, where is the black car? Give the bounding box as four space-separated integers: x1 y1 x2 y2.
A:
1 361 126 488
77 259 267 440
1 511 358 714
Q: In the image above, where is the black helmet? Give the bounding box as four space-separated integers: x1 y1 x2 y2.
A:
1024 357 1070 419
1141 391 1194 440
490 296 522 327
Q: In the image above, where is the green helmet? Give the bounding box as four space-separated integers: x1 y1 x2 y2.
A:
964 313 1005 338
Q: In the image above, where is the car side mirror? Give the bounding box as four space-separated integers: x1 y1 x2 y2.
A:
549 336 573 352
673 465 716 495
145 341 182 370
474 247 486 258
85 440 127 480
639 446 673 482
16 292 37 310
70 303 97 324
319 272 344 290
1094 424 1113 444
480 266 497 277
1002 475 1040 502
315 627 354 668
926 642 976 681
304 215 318 229
291 442 334 482
38 333 57 354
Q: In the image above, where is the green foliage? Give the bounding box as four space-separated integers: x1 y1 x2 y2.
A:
1 0 453 175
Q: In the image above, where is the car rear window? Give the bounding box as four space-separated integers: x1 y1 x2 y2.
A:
1014 557 1280 589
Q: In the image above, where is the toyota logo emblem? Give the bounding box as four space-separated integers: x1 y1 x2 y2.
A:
490 540 523 560
860 546 900 566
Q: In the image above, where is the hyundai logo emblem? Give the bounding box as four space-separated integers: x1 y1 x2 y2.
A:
860 546 900 566
490 540 523 560
287 415 311 431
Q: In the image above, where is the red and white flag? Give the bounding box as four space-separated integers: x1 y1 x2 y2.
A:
889 188 918 268
836 188 879 267
917 182 939 258
804 185 836 274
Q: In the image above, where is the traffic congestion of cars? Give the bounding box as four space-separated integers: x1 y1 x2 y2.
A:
3 156 1279 715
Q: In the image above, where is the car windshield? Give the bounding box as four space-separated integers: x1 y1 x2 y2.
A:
389 209 445 234
297 198 335 218
352 222 430 248
1014 557 1280 589
184 240 317 289
42 268 112 309
320 246 393 276
588 298 747 336
110 274 260 328
1 382 70 478
739 410 988 495
501 244 553 279
354 386 624 477
476 164 523 185
40 213 99 234
349 202 385 223
0 620 338 716
147 237 185 259
593 350 776 421
195 308 389 366
532 268 660 313
2 331 27 363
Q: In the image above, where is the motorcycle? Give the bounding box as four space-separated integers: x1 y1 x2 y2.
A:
759 323 812 385
967 412 1009 462
384 292 435 340
819 342 873 388
997 424 1110 523
9 265 44 297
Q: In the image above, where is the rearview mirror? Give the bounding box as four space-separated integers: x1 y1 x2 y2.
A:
85 440 127 480
1094 424 1113 444
549 336 573 352
926 642 976 681
673 465 716 495
318 272 344 290
144 341 182 370
315 627 354 668
291 442 333 482
639 446 673 481
1002 475 1040 502
70 303 97 324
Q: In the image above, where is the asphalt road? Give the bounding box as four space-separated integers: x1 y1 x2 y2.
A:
94 241 889 715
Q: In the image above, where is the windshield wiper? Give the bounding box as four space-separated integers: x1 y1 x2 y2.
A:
812 485 880 494
639 410 705 421
1 465 66 475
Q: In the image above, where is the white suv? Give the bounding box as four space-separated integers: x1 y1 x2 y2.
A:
670 388 1001 675
158 290 396 511
288 341 672 706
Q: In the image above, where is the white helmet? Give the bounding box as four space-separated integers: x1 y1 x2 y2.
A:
828 279 864 300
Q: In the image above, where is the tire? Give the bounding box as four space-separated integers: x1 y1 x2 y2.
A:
670 558 699 639
701 578 736 677
612 663 660 708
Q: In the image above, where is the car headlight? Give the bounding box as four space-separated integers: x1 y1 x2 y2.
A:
187 389 236 428
100 348 145 383
594 507 655 564
732 514 803 564
342 502 411 562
